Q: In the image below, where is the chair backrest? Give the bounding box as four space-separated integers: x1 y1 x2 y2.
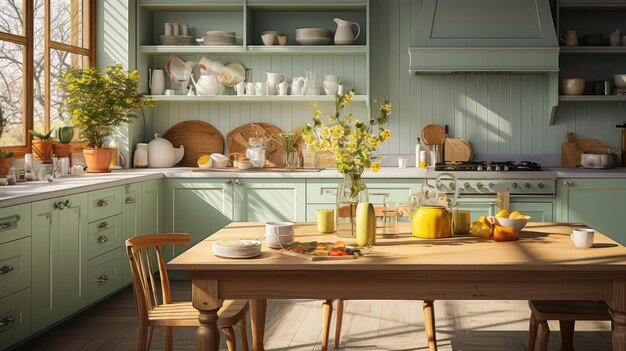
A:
125 233 191 323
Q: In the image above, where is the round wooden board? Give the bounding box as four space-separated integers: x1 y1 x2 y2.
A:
227 123 284 167
421 124 445 146
162 120 224 167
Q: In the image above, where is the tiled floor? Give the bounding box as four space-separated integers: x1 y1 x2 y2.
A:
19 281 612 350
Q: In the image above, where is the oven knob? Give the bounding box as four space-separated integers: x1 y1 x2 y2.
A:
464 182 471 190
486 165 492 171
538 183 544 189
525 183 532 189
512 182 519 189
495 165 501 171
477 165 483 171
476 182 484 190
503 165 509 171
448 182 456 190
488 183 495 190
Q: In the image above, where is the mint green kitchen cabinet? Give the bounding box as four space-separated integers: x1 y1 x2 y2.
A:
456 198 498 222
558 179 626 245
0 288 31 350
121 183 141 285
141 178 162 235
31 193 88 333
233 179 306 222
509 201 554 222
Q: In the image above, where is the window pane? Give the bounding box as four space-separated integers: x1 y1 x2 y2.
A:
50 0 83 47
50 49 84 130
0 0 24 36
0 40 24 146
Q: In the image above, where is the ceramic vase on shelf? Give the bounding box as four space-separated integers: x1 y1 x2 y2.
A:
83 147 113 173
336 173 369 238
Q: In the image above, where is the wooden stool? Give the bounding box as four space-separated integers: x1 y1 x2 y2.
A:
528 300 612 351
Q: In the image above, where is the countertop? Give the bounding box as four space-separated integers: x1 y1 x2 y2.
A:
2 166 626 208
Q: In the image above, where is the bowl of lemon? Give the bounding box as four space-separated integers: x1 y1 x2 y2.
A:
197 155 212 168
495 210 531 233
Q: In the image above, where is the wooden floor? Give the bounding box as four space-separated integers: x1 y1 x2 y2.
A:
19 281 612 351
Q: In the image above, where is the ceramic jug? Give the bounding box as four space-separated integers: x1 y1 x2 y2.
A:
149 69 165 95
191 74 224 96
147 134 184 168
266 72 286 95
334 18 360 45
292 77 305 96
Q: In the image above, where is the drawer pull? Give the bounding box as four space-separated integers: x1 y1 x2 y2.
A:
125 197 135 204
96 235 109 244
55 201 65 210
96 274 109 284
98 222 111 230
0 265 14 275
96 199 109 207
0 316 15 326
0 215 20 231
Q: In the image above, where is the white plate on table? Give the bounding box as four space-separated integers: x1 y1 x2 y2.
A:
212 240 262 259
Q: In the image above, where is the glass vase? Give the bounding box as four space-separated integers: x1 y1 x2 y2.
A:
283 150 300 168
336 173 369 238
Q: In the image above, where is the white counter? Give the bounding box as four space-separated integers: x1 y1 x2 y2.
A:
551 167 626 179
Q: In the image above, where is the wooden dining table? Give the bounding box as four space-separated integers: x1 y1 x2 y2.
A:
168 222 626 351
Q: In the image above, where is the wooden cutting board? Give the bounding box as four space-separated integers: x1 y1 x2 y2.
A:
561 132 615 167
162 120 224 167
421 124 445 147
227 123 283 167
444 138 473 162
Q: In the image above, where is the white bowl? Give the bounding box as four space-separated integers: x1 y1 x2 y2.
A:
496 217 529 233
614 74 626 88
265 222 295 248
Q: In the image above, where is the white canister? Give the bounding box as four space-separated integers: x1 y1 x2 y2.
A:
24 153 33 173
133 143 149 168
149 69 165 95
59 157 70 177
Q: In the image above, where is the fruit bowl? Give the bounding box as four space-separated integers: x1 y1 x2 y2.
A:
496 217 529 233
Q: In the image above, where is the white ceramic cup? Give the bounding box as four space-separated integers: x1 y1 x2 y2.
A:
235 82 246 96
265 222 295 248
246 82 256 96
255 82 267 96
398 158 407 168
571 228 595 248
277 81 288 96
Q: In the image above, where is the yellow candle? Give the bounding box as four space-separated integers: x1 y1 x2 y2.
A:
317 209 335 233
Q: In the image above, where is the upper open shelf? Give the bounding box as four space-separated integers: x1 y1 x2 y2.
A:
139 0 244 11
140 45 367 55
560 47 626 55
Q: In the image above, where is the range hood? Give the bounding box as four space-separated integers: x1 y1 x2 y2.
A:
408 0 559 73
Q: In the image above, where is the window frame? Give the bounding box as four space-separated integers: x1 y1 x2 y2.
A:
0 0 96 156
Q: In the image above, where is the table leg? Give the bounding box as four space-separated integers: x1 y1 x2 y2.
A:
610 281 626 351
250 299 267 351
192 280 223 351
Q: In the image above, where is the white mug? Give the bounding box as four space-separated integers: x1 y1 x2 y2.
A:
235 82 246 96
571 228 595 248
245 82 255 96
277 81 288 96
255 82 267 96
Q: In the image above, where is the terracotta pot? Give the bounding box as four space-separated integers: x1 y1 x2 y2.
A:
0 157 13 176
53 143 73 158
32 140 55 163
83 147 112 173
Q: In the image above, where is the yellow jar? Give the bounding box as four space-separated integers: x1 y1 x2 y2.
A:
411 206 452 239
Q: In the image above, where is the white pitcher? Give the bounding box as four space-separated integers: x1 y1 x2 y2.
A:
191 74 224 96
149 68 165 95
266 72 286 95
334 18 360 45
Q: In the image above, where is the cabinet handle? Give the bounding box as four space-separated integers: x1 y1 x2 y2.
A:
0 265 14 275
96 274 109 283
55 201 65 210
125 197 135 204
0 215 19 231
64 199 72 207
235 179 242 185
226 179 233 185
0 316 15 326
96 199 109 207
98 222 110 230
96 235 109 244
563 181 574 188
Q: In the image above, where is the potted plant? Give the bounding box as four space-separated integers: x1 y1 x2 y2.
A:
0 106 14 176
52 126 74 159
57 64 154 173
29 129 55 163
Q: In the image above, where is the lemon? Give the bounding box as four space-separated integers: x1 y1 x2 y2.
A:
495 210 510 218
509 211 522 219
197 155 212 168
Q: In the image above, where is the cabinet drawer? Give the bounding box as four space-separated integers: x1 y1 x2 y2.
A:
88 215 121 259
88 249 121 303
88 187 122 222
306 180 341 203
0 288 31 350
0 204 31 245
0 237 31 299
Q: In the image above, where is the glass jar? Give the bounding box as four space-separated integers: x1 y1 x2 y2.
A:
283 150 300 168
246 137 266 168
336 173 369 238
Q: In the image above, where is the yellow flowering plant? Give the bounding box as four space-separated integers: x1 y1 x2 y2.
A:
57 64 154 148
303 91 391 195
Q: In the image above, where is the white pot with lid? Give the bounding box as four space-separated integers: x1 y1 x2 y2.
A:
147 134 184 168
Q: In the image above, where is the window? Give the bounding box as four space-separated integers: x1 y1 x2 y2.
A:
0 0 95 153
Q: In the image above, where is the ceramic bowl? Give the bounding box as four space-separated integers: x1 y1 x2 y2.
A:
278 35 288 45
614 74 626 88
261 33 277 45
562 78 585 95
496 217 529 233
265 222 295 248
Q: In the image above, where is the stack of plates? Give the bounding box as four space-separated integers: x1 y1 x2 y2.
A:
160 35 195 45
200 31 237 46
295 28 333 45
212 239 262 259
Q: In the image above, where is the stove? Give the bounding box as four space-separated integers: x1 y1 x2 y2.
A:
435 161 543 172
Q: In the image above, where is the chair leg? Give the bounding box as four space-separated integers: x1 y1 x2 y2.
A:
559 320 575 351
538 321 550 351
237 316 250 351
321 300 333 351
224 326 237 351
335 299 344 349
423 300 437 351
528 314 540 351
164 326 173 351
138 323 152 351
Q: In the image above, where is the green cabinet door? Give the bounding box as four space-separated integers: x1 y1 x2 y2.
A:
164 179 233 257
234 179 306 222
456 198 497 222
509 200 554 222
558 179 626 245
121 183 141 286
141 178 162 235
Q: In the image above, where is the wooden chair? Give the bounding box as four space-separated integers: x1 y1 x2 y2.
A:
528 300 612 351
126 234 250 351
322 299 438 351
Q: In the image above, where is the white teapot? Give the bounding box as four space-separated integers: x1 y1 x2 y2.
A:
191 74 224 96
147 134 184 168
